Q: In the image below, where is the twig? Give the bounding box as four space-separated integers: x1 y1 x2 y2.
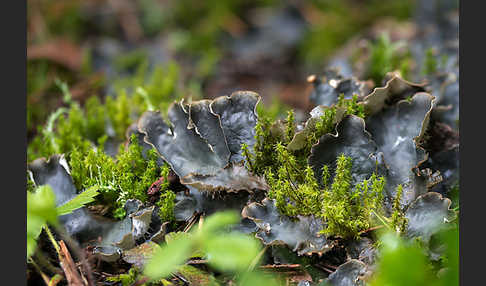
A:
319 263 338 270
183 213 199 233
314 264 334 274
58 240 85 286
359 225 384 235
55 226 96 286
259 264 301 270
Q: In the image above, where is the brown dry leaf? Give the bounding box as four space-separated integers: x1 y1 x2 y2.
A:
28 38 83 71
278 82 313 111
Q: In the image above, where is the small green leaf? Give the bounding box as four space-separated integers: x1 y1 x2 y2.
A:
56 185 100 215
144 236 193 280
369 232 437 286
204 233 261 272
27 185 58 226
27 185 58 258
198 211 239 237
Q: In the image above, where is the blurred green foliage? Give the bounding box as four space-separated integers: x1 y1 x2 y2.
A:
27 185 101 259
366 33 412 84
144 211 278 285
27 185 58 259
369 225 459 286
299 0 415 66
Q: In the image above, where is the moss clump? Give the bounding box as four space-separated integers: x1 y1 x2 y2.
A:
242 94 385 238
154 166 176 223
266 151 386 239
28 60 185 163
244 114 285 176
27 96 128 162
245 94 365 178
157 191 176 223
69 134 170 219
266 143 321 217
320 155 385 239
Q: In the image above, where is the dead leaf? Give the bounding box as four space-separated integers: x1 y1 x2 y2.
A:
28 38 83 71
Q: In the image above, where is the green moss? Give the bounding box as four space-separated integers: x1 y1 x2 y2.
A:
390 184 408 234
266 151 386 239
367 33 412 84
106 266 169 286
69 135 166 219
157 190 176 223
106 267 140 286
242 93 386 238
27 60 185 162
285 110 295 144
320 155 386 239
246 95 365 178
27 61 187 221
266 143 320 217
422 47 438 76
154 164 176 223
255 96 289 122
106 93 133 139
244 115 284 176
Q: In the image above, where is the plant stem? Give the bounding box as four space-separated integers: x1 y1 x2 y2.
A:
43 225 60 255
28 257 51 286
